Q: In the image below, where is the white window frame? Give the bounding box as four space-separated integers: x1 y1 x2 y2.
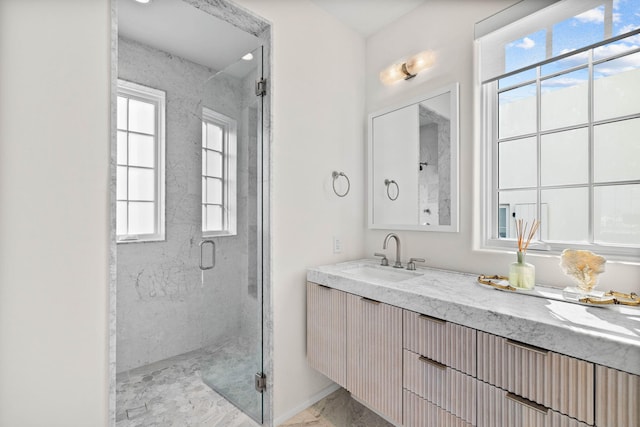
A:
116 79 166 243
202 107 237 237
478 3 640 261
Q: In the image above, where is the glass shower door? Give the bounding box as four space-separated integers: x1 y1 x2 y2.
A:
199 45 264 423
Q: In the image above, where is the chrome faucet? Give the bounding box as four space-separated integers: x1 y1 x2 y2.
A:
383 233 402 268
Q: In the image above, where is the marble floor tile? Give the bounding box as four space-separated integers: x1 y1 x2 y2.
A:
278 388 394 427
116 340 261 427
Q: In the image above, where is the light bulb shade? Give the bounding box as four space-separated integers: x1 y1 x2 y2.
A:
379 50 435 85
405 50 435 75
379 63 407 85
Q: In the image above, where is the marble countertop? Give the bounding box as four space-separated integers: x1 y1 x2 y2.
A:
307 259 640 376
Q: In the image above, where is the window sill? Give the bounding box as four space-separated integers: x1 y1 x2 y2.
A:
202 231 237 238
117 236 166 244
479 239 640 265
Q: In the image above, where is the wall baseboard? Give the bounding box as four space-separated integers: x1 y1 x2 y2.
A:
273 383 341 426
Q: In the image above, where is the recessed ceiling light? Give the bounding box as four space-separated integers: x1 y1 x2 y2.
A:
134 0 152 4
242 53 254 61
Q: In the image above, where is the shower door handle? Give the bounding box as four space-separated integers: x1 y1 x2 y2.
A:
199 240 216 270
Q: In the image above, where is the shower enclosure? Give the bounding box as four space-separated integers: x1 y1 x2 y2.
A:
114 0 270 424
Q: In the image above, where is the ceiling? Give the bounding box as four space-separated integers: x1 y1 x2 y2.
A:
118 0 428 76
310 0 429 37
117 0 260 74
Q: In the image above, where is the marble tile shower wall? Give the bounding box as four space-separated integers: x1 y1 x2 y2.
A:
418 112 451 226
117 37 259 373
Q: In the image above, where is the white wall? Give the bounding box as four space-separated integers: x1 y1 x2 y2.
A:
364 0 640 294
234 0 366 421
0 0 110 426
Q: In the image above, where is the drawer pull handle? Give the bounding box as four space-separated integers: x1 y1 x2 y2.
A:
506 339 549 355
506 392 548 415
361 297 380 305
418 355 446 370
316 284 331 290
418 313 446 324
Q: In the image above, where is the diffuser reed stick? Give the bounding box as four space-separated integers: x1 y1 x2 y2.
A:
515 219 540 253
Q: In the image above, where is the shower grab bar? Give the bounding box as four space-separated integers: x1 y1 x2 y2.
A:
199 240 216 270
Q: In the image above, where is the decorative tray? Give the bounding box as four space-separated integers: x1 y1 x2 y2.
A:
477 274 639 308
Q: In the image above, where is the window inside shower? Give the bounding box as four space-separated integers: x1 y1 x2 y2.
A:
202 107 237 236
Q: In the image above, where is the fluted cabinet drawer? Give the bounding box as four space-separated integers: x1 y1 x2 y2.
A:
347 294 402 425
477 331 594 425
403 349 477 424
596 365 640 427
477 381 591 427
449 365 477 424
404 310 476 376
404 390 472 427
404 349 448 408
306 282 346 387
404 310 446 363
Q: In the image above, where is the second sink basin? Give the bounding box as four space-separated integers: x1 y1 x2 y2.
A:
338 264 421 283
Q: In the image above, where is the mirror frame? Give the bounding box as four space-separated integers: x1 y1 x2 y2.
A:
367 82 459 232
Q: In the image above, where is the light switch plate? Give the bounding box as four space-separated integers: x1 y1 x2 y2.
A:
333 236 343 254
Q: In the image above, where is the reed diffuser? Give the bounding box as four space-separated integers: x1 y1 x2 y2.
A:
509 219 540 290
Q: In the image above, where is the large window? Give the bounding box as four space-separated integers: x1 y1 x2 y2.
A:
116 80 166 242
202 108 237 236
478 0 640 258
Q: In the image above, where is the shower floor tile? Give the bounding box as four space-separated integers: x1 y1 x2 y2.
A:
201 336 262 422
116 345 260 427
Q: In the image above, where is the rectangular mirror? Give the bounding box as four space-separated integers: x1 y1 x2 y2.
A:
368 83 459 232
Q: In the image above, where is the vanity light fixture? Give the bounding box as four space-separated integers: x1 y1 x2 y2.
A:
379 50 435 85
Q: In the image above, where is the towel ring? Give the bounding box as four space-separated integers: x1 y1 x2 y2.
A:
332 171 350 197
384 179 399 201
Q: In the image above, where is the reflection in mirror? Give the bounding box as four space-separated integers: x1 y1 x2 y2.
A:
369 83 459 232
418 93 451 227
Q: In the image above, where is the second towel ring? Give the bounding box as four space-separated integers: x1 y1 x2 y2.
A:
384 179 399 201
332 171 350 197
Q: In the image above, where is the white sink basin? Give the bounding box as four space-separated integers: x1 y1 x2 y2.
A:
338 264 421 283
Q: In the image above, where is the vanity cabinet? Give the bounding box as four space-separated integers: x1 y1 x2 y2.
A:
306 282 347 387
306 279 637 427
306 282 402 424
404 310 477 376
477 331 594 425
404 389 473 427
346 293 403 425
403 310 477 426
477 381 591 427
595 366 640 427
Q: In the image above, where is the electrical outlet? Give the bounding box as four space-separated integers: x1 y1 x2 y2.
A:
333 236 343 254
